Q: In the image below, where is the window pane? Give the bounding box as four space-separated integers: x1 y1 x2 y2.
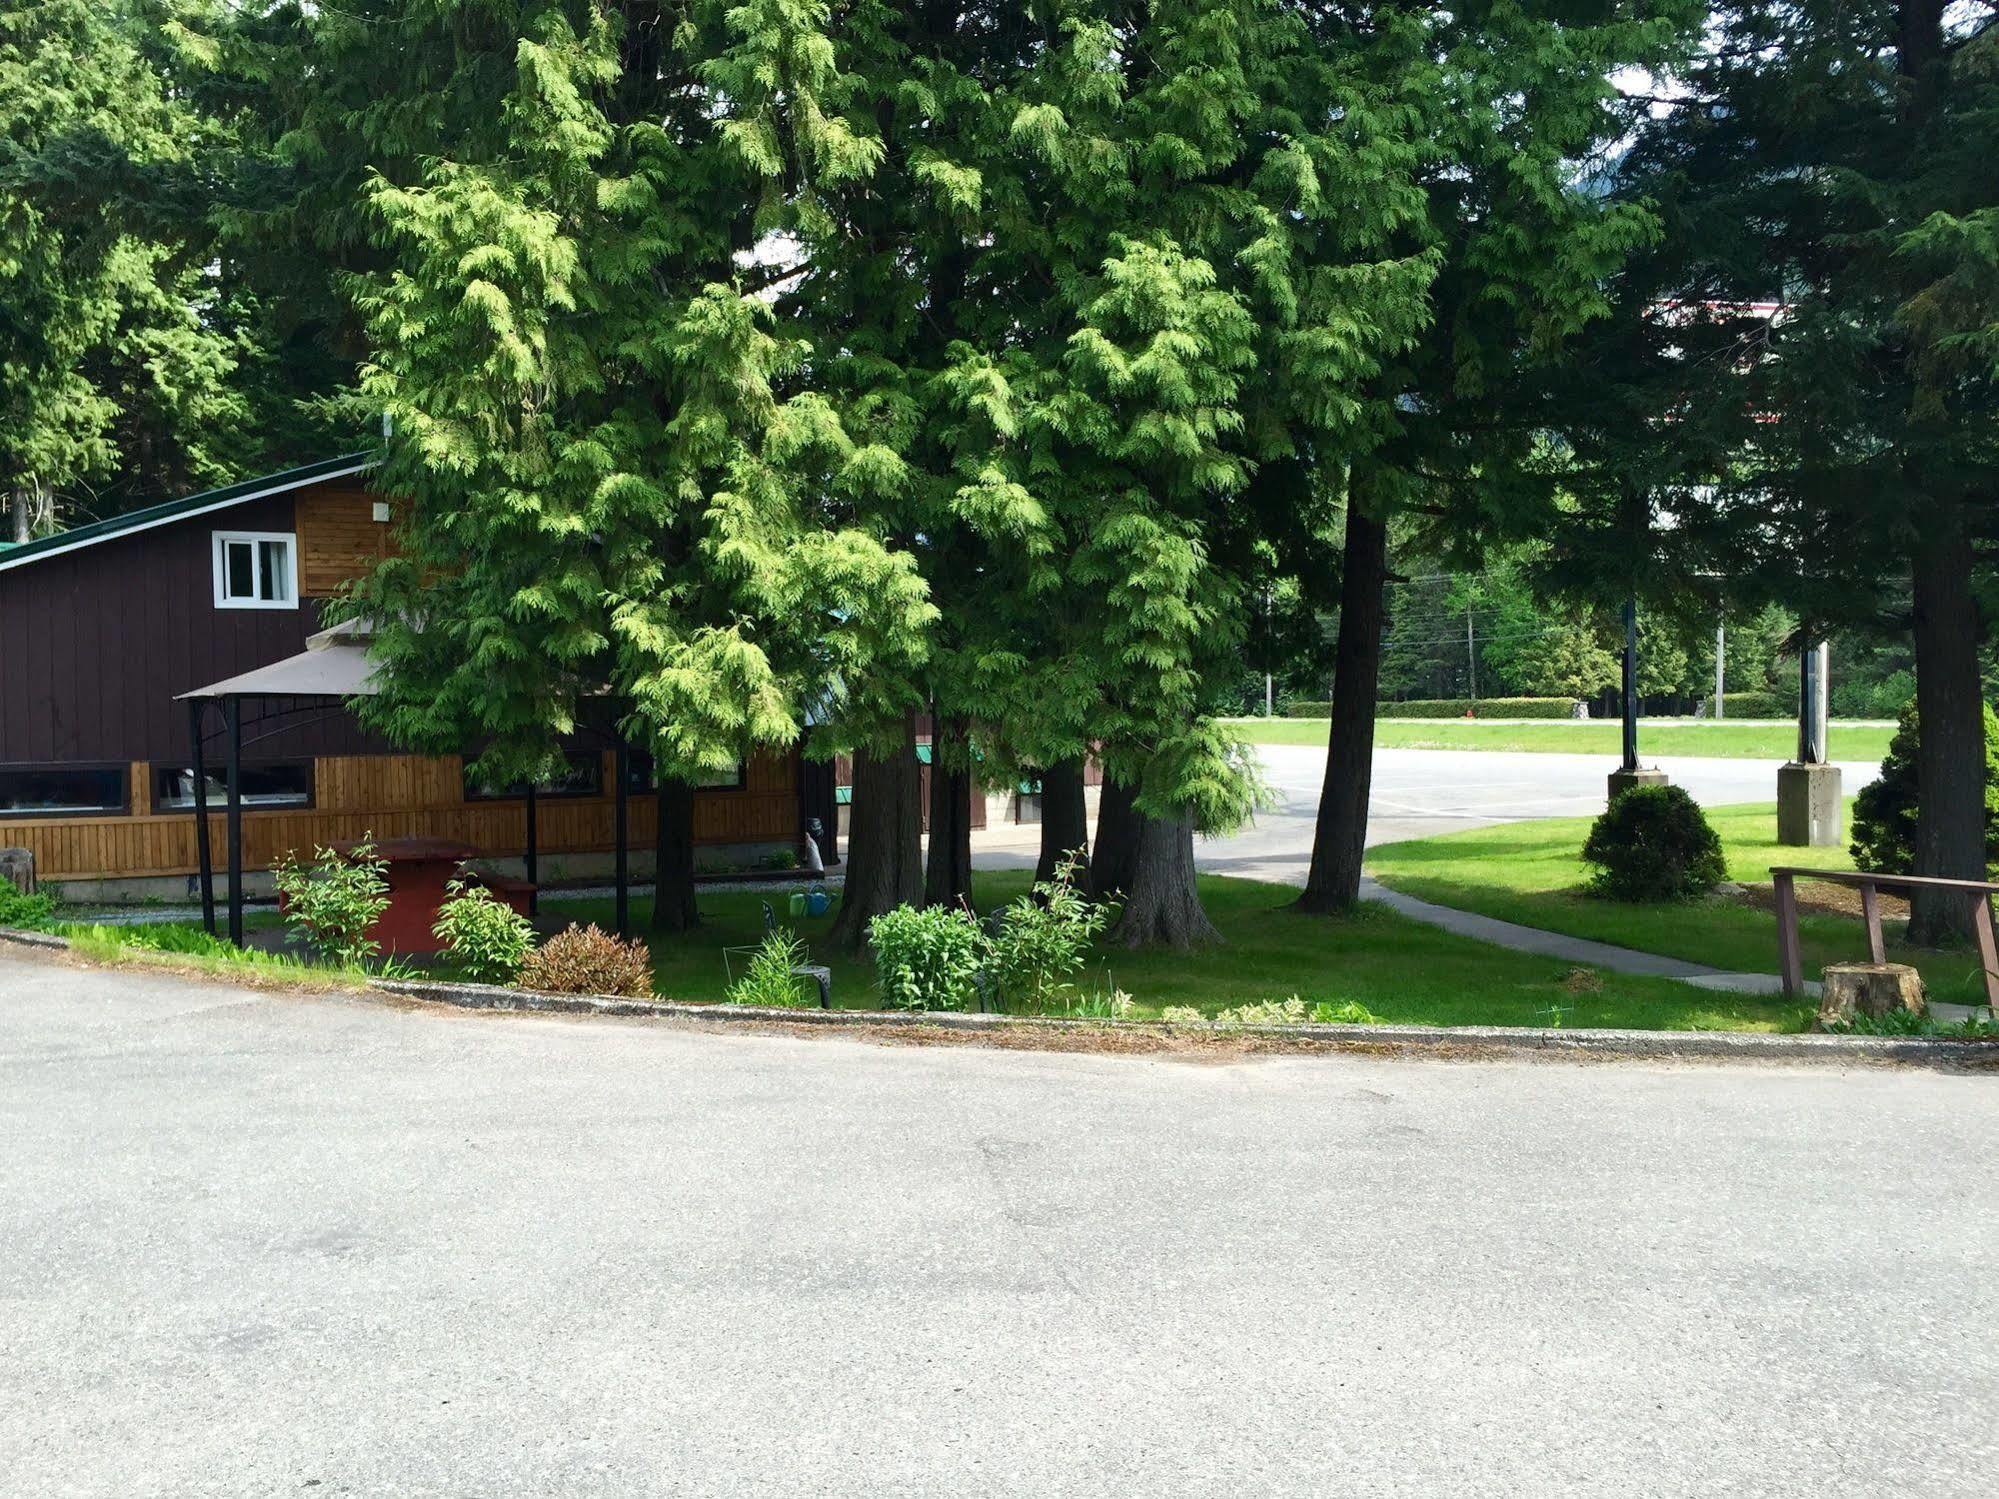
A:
225 541 254 599
258 540 289 602
154 763 311 811
463 750 602 801
0 766 127 816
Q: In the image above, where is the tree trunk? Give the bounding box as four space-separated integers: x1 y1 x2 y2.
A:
1907 511 1987 945
831 723 925 947
1297 488 1389 913
1106 807 1221 949
1089 774 1140 901
1035 757 1090 886
923 715 974 909
650 776 699 932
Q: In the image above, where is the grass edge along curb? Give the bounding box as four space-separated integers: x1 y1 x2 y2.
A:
372 971 1995 1067
7 926 1992 1069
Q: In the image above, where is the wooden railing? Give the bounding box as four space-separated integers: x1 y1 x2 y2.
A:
1771 866 1999 1007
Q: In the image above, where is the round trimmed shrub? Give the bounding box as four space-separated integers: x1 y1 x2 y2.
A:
1581 784 1727 902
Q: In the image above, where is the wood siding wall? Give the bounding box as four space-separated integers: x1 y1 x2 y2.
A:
3 748 798 882
0 486 386 763
294 486 395 597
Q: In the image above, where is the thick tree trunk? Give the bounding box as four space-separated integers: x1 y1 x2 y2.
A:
831 723 925 948
1297 490 1389 913
1106 807 1221 949
1907 512 1987 946
1088 775 1140 901
1035 757 1090 886
923 716 974 909
651 776 699 932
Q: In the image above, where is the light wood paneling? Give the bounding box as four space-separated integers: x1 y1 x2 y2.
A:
3 749 799 881
295 487 395 598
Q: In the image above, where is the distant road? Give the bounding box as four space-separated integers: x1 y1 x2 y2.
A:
1228 715 1897 762
974 744 1879 885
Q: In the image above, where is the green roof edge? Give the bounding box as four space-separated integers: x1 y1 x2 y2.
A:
0 452 378 569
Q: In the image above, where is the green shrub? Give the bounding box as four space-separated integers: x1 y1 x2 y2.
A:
518 923 654 997
984 854 1111 1013
1313 999 1380 1025
1717 690 1791 718
868 904 984 1011
1581 784 1728 901
431 879 537 984
1289 697 1580 720
0 882 57 931
1850 699 1999 875
726 928 815 1008
273 840 391 966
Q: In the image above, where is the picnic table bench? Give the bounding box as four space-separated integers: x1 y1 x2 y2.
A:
1772 866 1999 1007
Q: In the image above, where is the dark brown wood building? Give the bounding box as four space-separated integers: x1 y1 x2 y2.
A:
0 456 807 895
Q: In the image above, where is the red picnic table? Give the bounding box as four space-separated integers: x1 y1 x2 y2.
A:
329 837 534 955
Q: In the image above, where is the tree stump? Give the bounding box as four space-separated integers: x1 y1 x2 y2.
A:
1816 962 1925 1028
0 848 32 896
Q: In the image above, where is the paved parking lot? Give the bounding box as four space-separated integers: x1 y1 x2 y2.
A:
2 951 1991 1497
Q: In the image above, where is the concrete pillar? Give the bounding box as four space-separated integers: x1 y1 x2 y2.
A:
1778 641 1840 846
1608 766 1670 803
1777 761 1843 846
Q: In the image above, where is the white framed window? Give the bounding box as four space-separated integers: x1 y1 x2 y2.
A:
213 531 297 609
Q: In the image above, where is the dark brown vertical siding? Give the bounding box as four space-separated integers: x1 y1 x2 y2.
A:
0 485 389 765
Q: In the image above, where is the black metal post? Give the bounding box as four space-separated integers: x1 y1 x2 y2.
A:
1799 643 1822 765
524 785 539 916
613 741 629 938
225 694 244 947
1620 599 1639 773
187 699 216 936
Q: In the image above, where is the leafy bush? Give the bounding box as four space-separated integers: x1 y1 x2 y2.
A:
1313 999 1380 1024
273 840 391 966
518 923 654 997
431 879 537 984
1850 699 1999 875
1831 670 1915 720
868 904 984 1011
1283 697 1579 720
726 928 814 1008
1717 690 1790 718
1161 1006 1206 1026
0 882 57 931
1580 784 1728 901
984 854 1111 1013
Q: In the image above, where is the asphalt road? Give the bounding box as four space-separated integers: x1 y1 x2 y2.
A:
3 952 1993 1497
977 745 1880 885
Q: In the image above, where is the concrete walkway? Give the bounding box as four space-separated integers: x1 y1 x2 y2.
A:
1357 877 1797 995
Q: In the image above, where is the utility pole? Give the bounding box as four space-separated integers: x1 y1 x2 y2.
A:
1713 618 1725 719
1608 598 1668 803
1466 605 1477 709
1262 585 1274 717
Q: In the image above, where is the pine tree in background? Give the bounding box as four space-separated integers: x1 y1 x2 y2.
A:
0 0 256 532
1556 1 1999 942
1293 0 1705 913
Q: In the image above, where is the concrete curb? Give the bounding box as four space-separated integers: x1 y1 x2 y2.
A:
371 973 1997 1069
8 926 1994 1069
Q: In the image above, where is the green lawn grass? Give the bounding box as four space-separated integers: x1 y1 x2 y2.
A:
539 872 1808 1032
1367 801 1995 1004
1228 716 1894 762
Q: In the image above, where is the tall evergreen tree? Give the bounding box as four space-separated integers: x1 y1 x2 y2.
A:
1568 0 1999 938
1293 0 1702 912
0 0 255 533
